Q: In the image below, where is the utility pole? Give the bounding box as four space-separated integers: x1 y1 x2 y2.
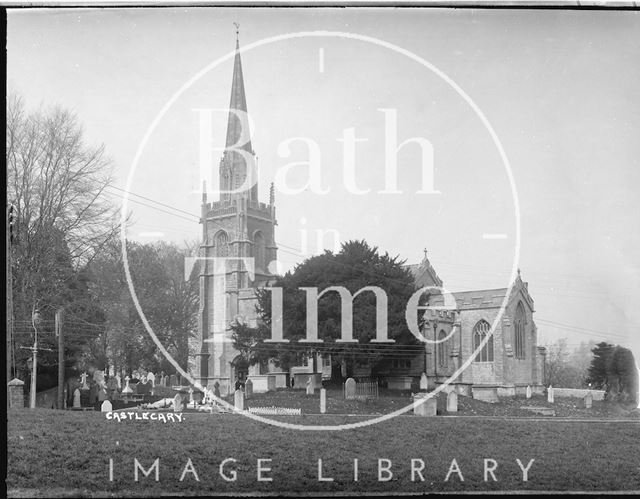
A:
7 204 15 406
56 309 64 410
29 307 41 409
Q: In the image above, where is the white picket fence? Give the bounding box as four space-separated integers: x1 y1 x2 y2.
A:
248 406 302 416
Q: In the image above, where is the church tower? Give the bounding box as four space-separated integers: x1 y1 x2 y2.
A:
195 31 278 390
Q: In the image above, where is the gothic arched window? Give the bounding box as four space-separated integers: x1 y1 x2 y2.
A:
215 231 229 257
253 231 265 271
473 320 494 362
437 330 448 368
515 302 526 359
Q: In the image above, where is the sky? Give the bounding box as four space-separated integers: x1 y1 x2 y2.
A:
7 7 640 356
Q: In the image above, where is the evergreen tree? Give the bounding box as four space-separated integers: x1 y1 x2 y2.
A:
586 342 613 389
231 240 423 378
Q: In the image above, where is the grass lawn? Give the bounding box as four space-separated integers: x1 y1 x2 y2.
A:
7 407 640 497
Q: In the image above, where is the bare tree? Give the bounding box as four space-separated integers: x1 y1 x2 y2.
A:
7 92 122 376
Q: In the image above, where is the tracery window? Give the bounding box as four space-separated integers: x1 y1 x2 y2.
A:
215 231 229 257
473 320 494 362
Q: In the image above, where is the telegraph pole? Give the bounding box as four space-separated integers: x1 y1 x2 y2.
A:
29 307 41 409
56 309 64 409
7 204 15 406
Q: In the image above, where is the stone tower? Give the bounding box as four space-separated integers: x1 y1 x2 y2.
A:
195 33 277 391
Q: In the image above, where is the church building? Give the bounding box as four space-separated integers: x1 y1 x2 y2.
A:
195 34 278 393
195 34 546 399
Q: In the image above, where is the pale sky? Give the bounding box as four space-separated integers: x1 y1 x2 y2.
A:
7 7 640 355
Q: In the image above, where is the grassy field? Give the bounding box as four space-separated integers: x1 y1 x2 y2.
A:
7 407 640 497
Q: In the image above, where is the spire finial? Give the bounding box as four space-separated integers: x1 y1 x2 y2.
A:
517 267 521 278
423 248 428 260
233 22 240 41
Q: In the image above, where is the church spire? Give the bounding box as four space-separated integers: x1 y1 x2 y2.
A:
219 24 257 203
225 24 252 154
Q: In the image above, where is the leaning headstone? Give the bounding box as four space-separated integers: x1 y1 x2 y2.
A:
73 388 81 408
420 373 429 391
526 385 532 399
306 378 314 395
446 391 458 413
547 385 554 404
101 400 113 412
344 378 356 400
173 393 183 412
583 392 593 409
320 388 327 414
213 381 221 399
234 389 245 411
245 379 253 399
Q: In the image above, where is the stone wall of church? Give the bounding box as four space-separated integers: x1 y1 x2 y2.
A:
457 307 503 386
502 299 540 387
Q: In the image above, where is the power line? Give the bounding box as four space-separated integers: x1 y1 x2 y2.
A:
536 318 629 340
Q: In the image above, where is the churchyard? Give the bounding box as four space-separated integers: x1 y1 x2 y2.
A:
7 377 640 497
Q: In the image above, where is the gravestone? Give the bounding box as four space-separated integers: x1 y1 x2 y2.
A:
80 372 89 390
169 374 178 387
93 370 105 387
547 385 554 404
320 388 327 414
526 385 532 399
173 393 183 412
344 378 356 400
413 393 437 416
8 378 25 408
122 376 133 394
114 373 122 389
583 392 593 409
420 373 429 391
306 378 314 395
101 400 113 412
188 387 194 405
213 381 221 399
447 391 458 413
147 372 155 387
98 386 107 402
89 381 99 405
245 379 253 399
73 388 81 408
234 389 244 411
106 376 118 398
205 388 214 404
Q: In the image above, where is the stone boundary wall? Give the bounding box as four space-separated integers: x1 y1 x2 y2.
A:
552 388 605 401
